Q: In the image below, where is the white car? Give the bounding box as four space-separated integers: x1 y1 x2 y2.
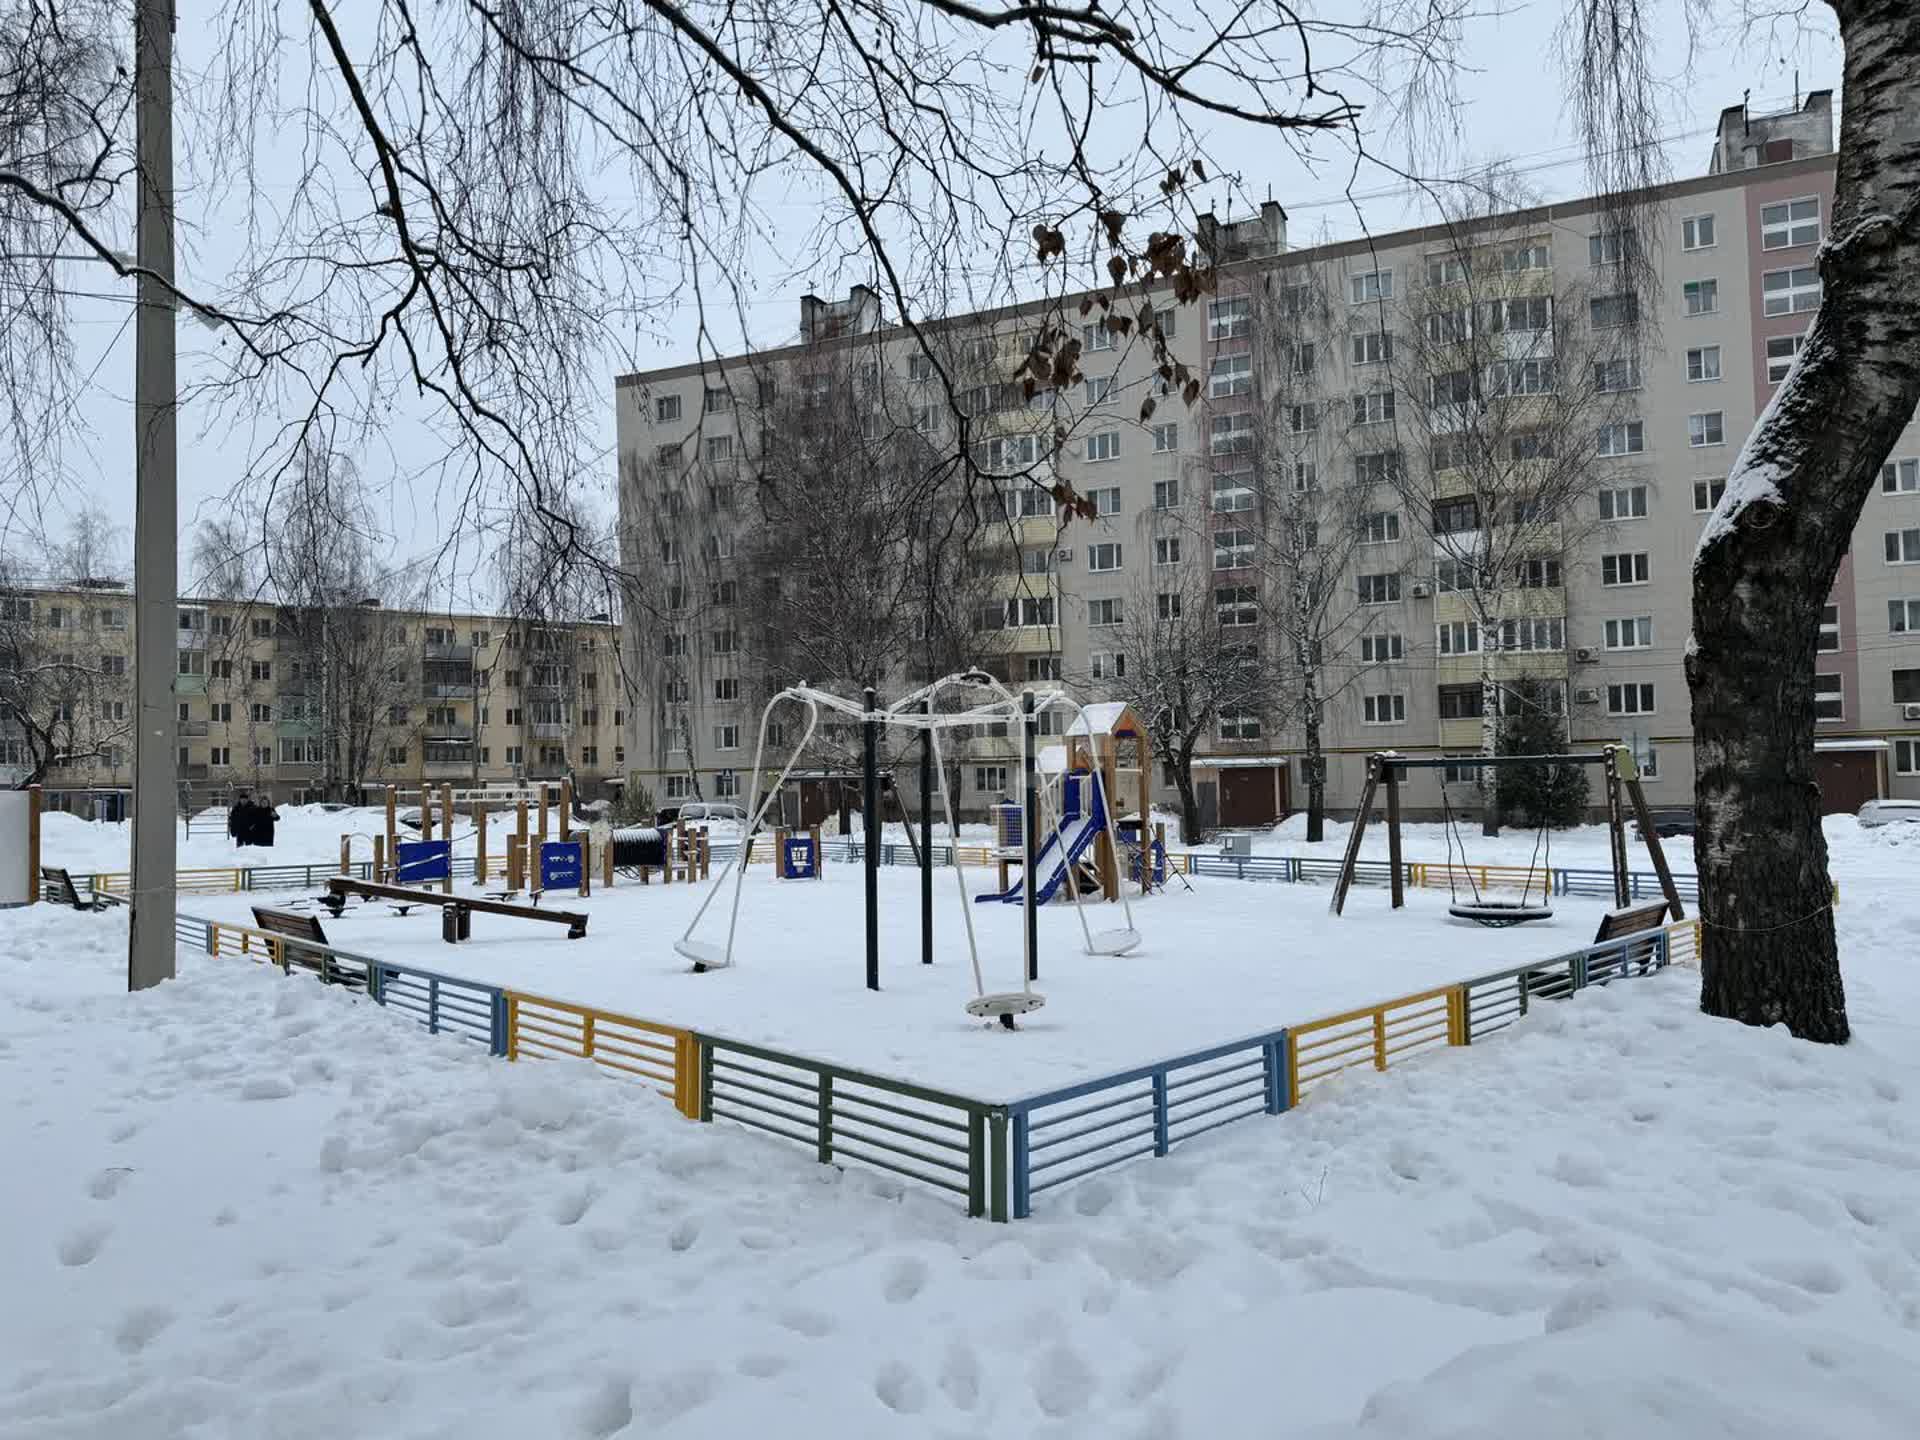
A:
675 802 749 825
1857 799 1920 828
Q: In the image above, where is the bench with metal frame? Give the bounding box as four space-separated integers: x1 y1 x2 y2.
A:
1592 897 1674 945
40 866 113 911
249 906 370 988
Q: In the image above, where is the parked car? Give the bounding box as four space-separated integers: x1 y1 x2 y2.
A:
669 801 750 826
1857 798 1920 828
1630 807 1697 839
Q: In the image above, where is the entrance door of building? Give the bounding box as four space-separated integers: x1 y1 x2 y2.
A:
1218 766 1288 829
1813 748 1881 815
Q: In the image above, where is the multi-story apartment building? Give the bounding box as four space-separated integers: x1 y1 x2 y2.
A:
0 581 624 817
615 90 1920 826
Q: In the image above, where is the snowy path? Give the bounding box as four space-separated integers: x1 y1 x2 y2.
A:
3 875 1920 1437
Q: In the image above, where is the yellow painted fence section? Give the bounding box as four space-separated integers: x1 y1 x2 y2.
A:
1286 984 1466 1109
504 991 700 1119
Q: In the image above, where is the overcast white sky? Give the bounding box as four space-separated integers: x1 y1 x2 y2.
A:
29 0 1841 602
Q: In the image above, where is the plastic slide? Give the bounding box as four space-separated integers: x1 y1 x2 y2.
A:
975 781 1106 906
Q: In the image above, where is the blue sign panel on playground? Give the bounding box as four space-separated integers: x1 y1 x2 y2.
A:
394 839 451 884
781 836 818 879
540 841 583 892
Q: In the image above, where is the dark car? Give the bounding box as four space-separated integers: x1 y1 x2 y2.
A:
1631 807 1696 839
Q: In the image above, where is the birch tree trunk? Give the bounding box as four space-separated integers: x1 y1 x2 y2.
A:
1478 612 1503 837
1689 0 1920 1044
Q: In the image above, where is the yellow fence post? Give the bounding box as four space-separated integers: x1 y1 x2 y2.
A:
1372 1009 1388 1071
1447 986 1467 1045
505 994 520 1060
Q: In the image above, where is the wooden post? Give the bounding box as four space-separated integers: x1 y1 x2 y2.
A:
537 785 550 846
440 784 454 893
384 787 397 876
559 779 572 842
1099 742 1120 901
1329 756 1379 916
602 828 614 889
775 826 789 877
1604 750 1630 909
420 784 433 844
506 834 522 892
339 834 351 876
373 834 386 884
700 829 711 880
1385 759 1405 910
578 836 590 898
515 798 528 891
475 804 488 884
1623 771 1686 921
26 784 41 905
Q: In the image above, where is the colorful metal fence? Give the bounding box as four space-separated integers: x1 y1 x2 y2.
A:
170 905 1691 1223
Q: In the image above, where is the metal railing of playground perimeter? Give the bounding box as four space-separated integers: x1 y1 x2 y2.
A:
157 844 1706 1220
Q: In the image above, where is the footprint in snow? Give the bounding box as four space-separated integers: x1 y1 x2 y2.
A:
736 1352 788 1379
551 1186 596 1227
775 1306 834 1339
883 1256 928 1304
113 1304 174 1356
58 1222 110 1267
939 1340 981 1411
873 1359 929 1415
88 1167 133 1201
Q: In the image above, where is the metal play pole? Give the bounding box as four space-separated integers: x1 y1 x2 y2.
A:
863 685 880 992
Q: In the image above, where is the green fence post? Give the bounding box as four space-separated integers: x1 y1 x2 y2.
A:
818 1072 834 1164
698 1041 716 1122
988 1111 1009 1223
967 1112 986 1219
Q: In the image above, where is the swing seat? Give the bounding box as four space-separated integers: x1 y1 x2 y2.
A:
1449 900 1554 928
675 938 735 972
1083 928 1142 956
967 992 1046 1030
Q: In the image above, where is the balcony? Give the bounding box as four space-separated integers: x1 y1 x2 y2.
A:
175 673 208 695
531 721 570 738
423 682 475 699
175 627 206 651
176 720 209 737
180 762 210 780
423 641 474 663
424 758 473 778
425 726 474 742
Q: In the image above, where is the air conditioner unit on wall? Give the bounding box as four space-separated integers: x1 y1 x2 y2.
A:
1574 688 1601 705
1904 703 1920 721
1056 548 1073 562
1574 646 1596 663
1409 582 1431 598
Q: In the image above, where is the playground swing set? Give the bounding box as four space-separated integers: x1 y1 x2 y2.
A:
673 671 1151 1029
1328 745 1686 928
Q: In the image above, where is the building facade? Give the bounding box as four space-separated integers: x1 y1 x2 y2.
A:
0 582 624 817
614 91 1920 826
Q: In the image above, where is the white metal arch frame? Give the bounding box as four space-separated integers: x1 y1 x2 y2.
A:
671 671 1148 1023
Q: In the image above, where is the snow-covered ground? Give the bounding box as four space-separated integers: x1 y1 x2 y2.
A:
183 867 1627 1098
3 846 1918 1437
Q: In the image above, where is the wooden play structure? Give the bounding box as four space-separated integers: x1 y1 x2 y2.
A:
773 825 824 879
2 785 40 908
320 876 590 940
1060 701 1161 902
1328 745 1685 926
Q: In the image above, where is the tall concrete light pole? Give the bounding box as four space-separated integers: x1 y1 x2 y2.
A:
128 0 177 991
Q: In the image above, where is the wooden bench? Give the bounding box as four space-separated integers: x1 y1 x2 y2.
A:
250 906 368 989
1593 898 1674 944
320 877 587 940
40 867 111 911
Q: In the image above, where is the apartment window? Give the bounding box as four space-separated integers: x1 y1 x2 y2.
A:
1688 412 1725 448
1211 473 1254 513
1357 573 1401 605
973 766 1009 796
1025 657 1062 682
703 385 733 414
1208 353 1252 398
1220 710 1263 740
99 607 128 630
1693 478 1727 512
1896 670 1920 704
704 435 734 462
1152 479 1180 514
1517 558 1562 589
1486 359 1555 397
654 394 682 423
1152 423 1180 454
1485 295 1553 334
1681 214 1716 251
250 660 271 682
99 654 127 677
1351 331 1393 367
1813 673 1844 721
1607 683 1655 716
1287 404 1318 434
1682 279 1719 316
1426 306 1471 344
1153 537 1181 567
1437 684 1482 720
1437 621 1479 655
1685 346 1722 382
1760 198 1821 250
1428 370 1475 406
1290 342 1316 375
1431 496 1479 535
1594 356 1641 392
1210 413 1254 455
1215 586 1258 627
1434 558 1477 593
713 676 740 702
1767 332 1808 384
1155 592 1182 621
1090 485 1121 516
1888 597 1920 634
654 442 682 468
710 579 738 606
249 617 274 639
1601 552 1650 586
1504 242 1551 273
1085 375 1115 406
1425 253 1470 286
712 724 740 751
1763 266 1822 317
1021 547 1057 577
99 699 128 722
0 596 29 623
1351 389 1395 426
1088 651 1126 681
1589 228 1638 266
1338 454 1389 494
1086 430 1122 463
1502 617 1566 652
1213 529 1255 571
711 629 738 655
1088 543 1123 573
1818 604 1841 654
1362 693 1407 725
1885 529 1920 564
1598 485 1649 521
1588 293 1639 328
1604 616 1653 650
1897 739 1919 776
1293 462 1318 492
1088 598 1123 627
1360 511 1401 545
1348 270 1393 304
1206 297 1251 340
1359 633 1404 665
1083 321 1115 353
